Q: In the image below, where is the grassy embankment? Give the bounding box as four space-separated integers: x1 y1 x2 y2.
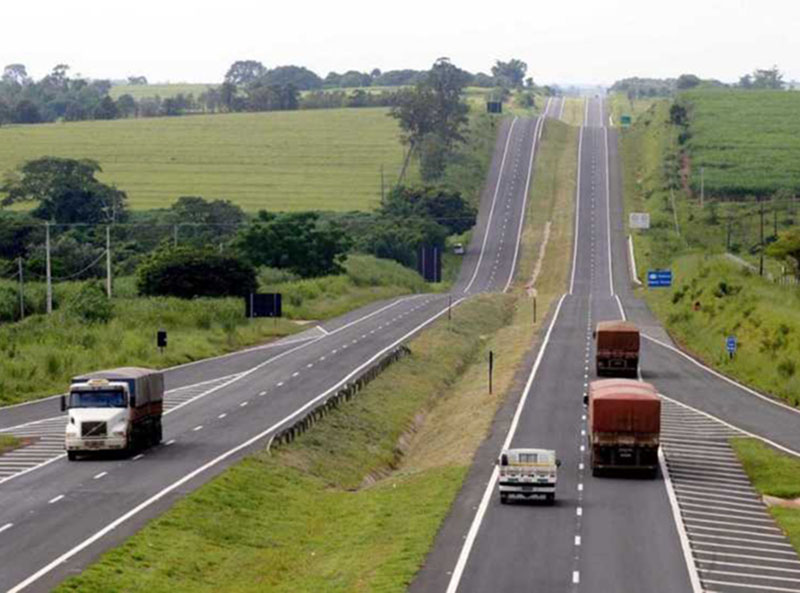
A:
109 83 216 101
560 97 584 127
54 120 578 593
0 108 415 211
0 434 21 454
0 255 428 407
732 438 800 554
620 96 800 408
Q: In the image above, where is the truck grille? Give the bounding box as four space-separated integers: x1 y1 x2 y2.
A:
81 421 107 437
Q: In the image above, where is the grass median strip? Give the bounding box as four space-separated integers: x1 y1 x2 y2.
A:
0 434 22 455
731 438 800 554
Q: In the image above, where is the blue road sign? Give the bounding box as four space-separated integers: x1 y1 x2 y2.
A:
727 336 737 354
647 269 672 288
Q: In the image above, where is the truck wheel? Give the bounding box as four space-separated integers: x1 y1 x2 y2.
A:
155 418 163 445
592 466 601 477
499 493 509 505
546 493 555 505
67 451 77 461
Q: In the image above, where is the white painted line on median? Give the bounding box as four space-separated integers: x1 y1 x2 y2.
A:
315 325 329 336
48 495 64 504
464 117 518 293
7 293 468 593
659 448 704 593
569 125 584 295
93 472 107 480
604 126 615 297
445 295 566 593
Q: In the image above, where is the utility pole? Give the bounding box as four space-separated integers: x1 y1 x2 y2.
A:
45 222 52 314
106 225 112 298
18 257 24 320
759 198 765 277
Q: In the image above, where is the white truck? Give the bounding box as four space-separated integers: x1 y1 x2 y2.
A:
497 448 561 504
61 367 164 460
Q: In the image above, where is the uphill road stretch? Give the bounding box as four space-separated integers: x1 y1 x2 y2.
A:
0 115 543 593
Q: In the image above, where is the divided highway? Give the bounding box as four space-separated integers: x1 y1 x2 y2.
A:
0 116 543 591
412 97 800 593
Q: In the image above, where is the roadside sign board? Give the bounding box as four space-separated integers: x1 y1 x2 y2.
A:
621 114 632 128
629 212 651 229
727 336 737 355
246 293 282 318
487 101 502 114
647 269 672 288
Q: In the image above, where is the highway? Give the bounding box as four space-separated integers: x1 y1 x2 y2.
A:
0 116 543 591
411 98 800 593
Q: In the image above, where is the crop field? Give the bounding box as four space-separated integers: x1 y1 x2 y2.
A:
109 83 217 100
0 108 411 211
682 89 800 197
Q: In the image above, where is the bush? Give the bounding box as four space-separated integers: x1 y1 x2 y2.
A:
64 281 113 323
137 248 257 299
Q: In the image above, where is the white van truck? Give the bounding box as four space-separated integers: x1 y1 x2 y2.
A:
62 367 164 460
497 448 560 504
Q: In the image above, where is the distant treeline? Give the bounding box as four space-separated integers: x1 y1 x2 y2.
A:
0 59 533 124
610 67 786 99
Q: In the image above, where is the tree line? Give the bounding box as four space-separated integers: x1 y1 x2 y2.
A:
611 66 788 99
0 58 533 124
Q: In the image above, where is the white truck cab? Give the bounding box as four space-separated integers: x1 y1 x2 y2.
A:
497 448 560 504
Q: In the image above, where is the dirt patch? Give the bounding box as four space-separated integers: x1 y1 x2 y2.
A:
764 494 800 510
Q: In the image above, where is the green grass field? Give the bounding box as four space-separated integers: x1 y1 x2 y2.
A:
109 83 217 100
681 89 800 197
0 108 411 212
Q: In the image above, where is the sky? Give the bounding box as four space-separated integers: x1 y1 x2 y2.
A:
3 0 799 86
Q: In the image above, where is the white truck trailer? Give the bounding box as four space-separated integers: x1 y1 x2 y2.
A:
61 367 164 460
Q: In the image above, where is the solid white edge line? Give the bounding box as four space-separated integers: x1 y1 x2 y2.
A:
445 294 567 593
614 295 626 321
583 97 589 126
569 126 584 295
604 124 615 297
7 295 468 593
642 333 800 419
463 117 519 293
503 116 542 293
659 448 705 593
627 235 643 286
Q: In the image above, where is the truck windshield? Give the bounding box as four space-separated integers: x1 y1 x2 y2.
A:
69 390 126 408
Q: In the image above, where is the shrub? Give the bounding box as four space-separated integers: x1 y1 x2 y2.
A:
136 248 257 299
64 281 114 323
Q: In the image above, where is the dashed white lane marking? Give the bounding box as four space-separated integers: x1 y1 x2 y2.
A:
577 483 583 492
259 391 267 396
572 571 580 584
320 356 326 361
218 413 227 419
240 402 248 408
192 426 203 432
0 523 12 534
132 454 144 461
292 372 299 377
277 381 284 387
307 363 313 368
577 506 583 516
48 495 64 504
93 472 107 480
575 535 582 545
165 439 175 446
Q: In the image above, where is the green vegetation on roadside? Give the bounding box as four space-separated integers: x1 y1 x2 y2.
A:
0 255 427 407
0 108 413 211
54 112 578 593
109 83 216 101
732 438 800 553
679 89 800 197
0 434 21 454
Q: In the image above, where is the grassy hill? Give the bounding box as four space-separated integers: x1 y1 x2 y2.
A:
681 89 800 197
109 83 216 100
0 108 411 211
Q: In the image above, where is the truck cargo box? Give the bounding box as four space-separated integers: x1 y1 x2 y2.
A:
71 367 164 407
595 321 640 377
589 379 659 434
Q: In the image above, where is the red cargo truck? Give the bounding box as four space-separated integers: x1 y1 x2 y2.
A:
594 320 640 377
585 379 660 477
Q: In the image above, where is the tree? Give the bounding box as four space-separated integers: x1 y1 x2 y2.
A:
93 96 119 120
767 229 800 276
14 100 41 123
752 66 784 89
259 65 323 90
380 186 476 235
127 75 148 85
360 215 447 268
235 211 351 277
220 81 237 111
169 196 245 245
491 59 528 88
1 157 127 223
676 74 701 89
2 64 29 86
116 94 137 118
739 74 753 89
137 247 257 298
224 60 267 86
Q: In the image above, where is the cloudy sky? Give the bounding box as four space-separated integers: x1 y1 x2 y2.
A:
4 0 798 85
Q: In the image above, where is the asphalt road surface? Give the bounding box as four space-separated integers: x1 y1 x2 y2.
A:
0 116 542 591
412 98 800 593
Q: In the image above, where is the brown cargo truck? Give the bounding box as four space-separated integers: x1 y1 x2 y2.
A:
594 320 640 377
585 379 660 477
